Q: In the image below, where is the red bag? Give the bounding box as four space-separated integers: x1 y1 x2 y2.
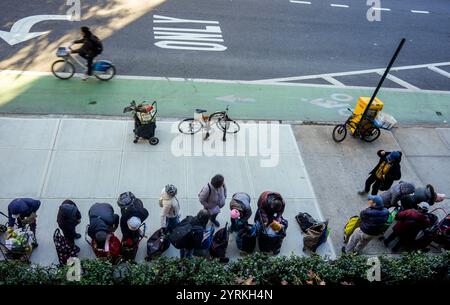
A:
93 234 121 258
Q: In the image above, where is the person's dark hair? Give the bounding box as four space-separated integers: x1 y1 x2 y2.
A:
426 184 437 203
211 174 224 188
81 26 92 37
95 231 108 249
271 199 283 212
62 199 76 206
196 209 210 226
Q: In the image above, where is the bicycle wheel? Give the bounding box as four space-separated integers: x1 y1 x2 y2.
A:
178 119 202 134
94 64 116 81
51 60 75 80
362 126 381 142
217 117 240 133
332 124 347 142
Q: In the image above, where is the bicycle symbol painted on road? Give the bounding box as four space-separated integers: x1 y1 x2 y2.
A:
303 93 354 116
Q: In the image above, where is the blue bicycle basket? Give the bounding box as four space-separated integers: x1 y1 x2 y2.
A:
93 60 111 72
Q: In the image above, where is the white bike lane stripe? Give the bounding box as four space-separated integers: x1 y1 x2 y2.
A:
2 69 450 95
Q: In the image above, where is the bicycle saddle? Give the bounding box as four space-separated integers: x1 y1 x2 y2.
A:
195 109 207 114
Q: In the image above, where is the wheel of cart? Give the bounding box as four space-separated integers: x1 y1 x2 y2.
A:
119 223 146 262
123 100 159 145
332 108 381 143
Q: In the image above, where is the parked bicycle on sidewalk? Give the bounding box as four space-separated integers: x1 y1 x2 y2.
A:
178 105 240 140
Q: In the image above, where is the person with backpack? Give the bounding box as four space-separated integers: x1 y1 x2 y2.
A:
88 202 119 250
198 174 227 227
70 26 103 80
380 181 415 208
173 209 210 258
118 193 149 243
160 184 180 233
383 202 432 252
400 184 446 210
7 198 41 247
343 195 389 254
57 199 82 243
358 150 402 196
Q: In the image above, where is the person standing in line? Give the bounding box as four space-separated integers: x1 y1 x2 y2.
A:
160 184 181 233
198 174 227 227
57 199 82 243
343 195 389 254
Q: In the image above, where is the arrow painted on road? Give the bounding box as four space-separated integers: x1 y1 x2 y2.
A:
216 95 256 103
0 15 73 46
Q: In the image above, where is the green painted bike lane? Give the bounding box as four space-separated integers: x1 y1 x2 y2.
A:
0 73 449 125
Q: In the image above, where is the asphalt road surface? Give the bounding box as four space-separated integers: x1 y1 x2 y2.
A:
0 0 449 90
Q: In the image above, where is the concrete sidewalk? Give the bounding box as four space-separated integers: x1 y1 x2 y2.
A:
294 125 450 254
0 116 335 265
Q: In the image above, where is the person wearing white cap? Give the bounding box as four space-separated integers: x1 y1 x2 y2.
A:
120 198 148 243
383 202 432 252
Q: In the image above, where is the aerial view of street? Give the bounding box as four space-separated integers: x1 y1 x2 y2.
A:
0 0 449 299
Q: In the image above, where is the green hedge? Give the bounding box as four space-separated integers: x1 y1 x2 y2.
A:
0 252 448 285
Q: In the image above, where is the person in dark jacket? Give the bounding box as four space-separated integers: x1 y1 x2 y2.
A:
70 26 102 80
344 195 389 254
400 184 446 210
88 203 119 249
254 191 285 226
380 181 415 208
119 198 149 243
383 202 432 251
180 209 210 258
358 150 402 196
7 198 41 247
57 199 82 243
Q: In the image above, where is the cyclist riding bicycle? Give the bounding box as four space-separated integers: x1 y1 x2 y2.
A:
70 26 103 81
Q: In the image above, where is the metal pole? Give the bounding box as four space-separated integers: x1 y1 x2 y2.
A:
362 38 406 119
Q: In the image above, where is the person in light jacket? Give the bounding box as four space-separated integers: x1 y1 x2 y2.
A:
160 184 181 233
198 174 227 227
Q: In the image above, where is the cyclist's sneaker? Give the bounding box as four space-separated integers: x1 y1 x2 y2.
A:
82 74 90 81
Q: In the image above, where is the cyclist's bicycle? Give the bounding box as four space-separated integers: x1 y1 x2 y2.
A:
51 45 116 81
332 108 381 143
178 106 240 140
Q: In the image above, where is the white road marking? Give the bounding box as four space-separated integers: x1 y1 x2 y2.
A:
0 15 74 46
322 75 345 87
372 7 391 11
290 0 311 4
377 72 420 90
2 69 450 95
411 10 429 14
153 15 226 51
254 62 450 83
330 4 349 8
428 66 450 79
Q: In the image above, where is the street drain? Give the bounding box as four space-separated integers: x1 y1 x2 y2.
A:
436 111 442 116
89 101 97 105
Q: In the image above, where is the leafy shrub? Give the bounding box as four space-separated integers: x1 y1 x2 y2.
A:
0 251 448 285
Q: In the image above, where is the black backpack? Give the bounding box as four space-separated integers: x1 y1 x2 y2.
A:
169 216 194 249
295 212 318 233
90 35 103 55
